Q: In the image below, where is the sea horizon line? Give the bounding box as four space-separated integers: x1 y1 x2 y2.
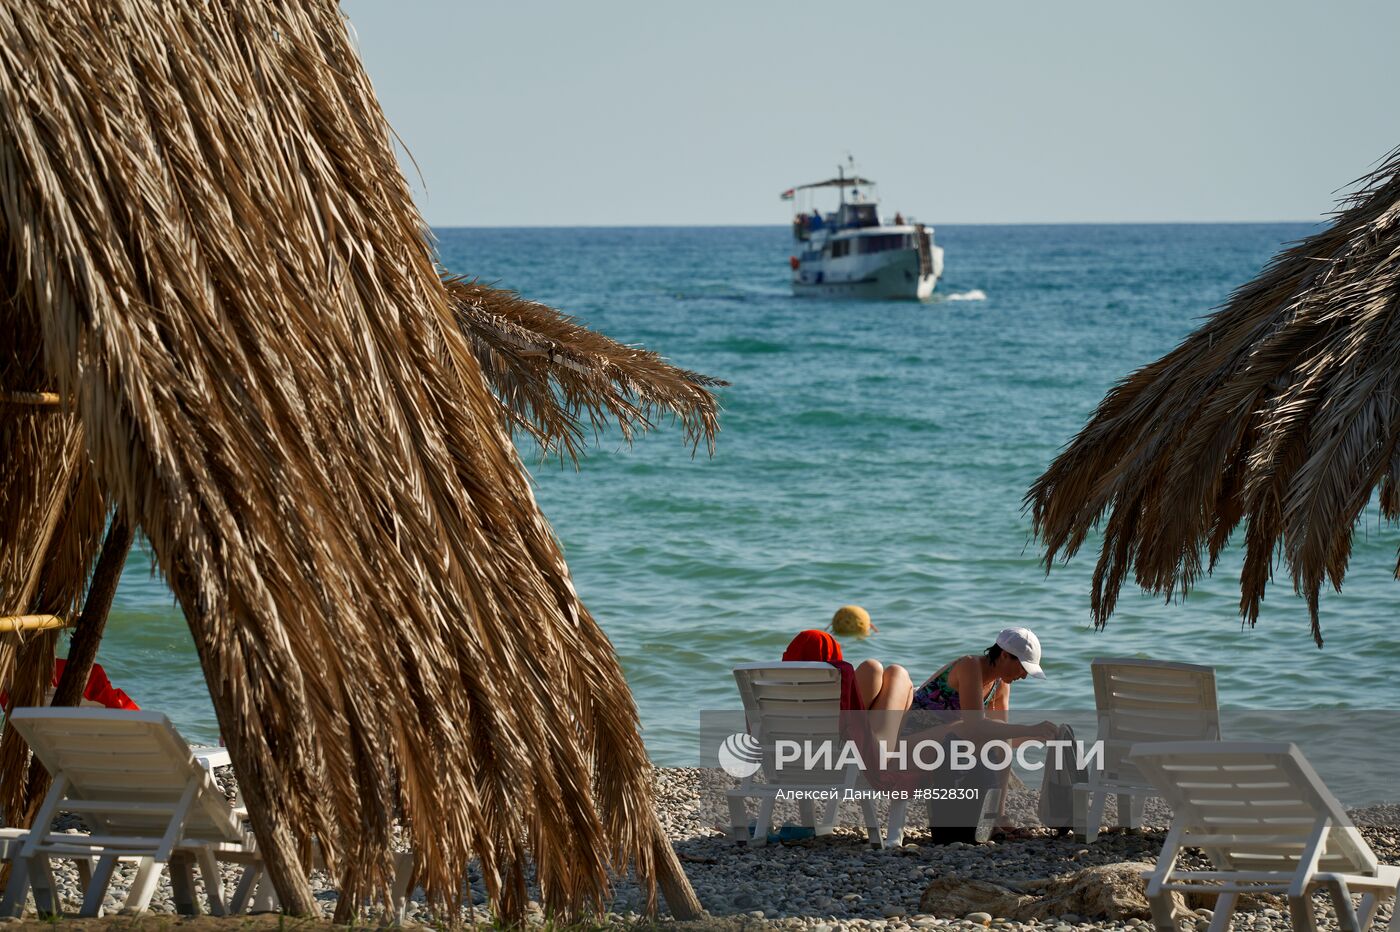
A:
429 219 1322 231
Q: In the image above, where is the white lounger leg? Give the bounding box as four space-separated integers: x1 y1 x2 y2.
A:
726 794 749 841
1325 882 1357 932
748 794 776 847
74 857 93 893
1085 790 1108 842
170 852 200 915
196 848 226 916
29 857 57 917
797 798 817 829
229 865 260 914
251 873 280 911
14 774 68 918
858 796 881 847
885 798 909 848
1288 894 1319 932
124 856 163 913
1355 891 1380 932
1 855 32 918
1072 787 1088 840
975 790 1002 844
80 855 119 917
391 850 415 923
1148 890 1178 932
817 795 840 835
1206 892 1237 932
1110 791 1146 831
1355 884 1377 929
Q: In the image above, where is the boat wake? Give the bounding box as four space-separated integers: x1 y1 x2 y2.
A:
943 289 987 301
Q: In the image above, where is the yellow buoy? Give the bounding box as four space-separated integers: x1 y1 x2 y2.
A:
829 604 877 638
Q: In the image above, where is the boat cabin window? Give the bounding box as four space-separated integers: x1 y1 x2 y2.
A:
829 239 851 258
838 204 879 229
857 234 909 254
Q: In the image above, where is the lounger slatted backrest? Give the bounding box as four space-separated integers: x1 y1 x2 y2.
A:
1092 658 1219 785
1130 741 1376 880
8 708 243 844
732 662 845 787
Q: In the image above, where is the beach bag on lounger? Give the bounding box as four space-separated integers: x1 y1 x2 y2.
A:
1037 723 1083 834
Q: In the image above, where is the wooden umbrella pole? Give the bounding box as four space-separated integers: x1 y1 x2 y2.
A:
217 710 318 915
51 509 133 707
650 812 703 919
157 554 317 916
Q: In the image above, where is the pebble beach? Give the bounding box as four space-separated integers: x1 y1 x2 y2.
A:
14 766 1399 930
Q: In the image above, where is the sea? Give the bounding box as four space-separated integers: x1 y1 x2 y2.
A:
96 223 1400 772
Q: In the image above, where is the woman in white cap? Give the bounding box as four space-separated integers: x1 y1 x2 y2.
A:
905 627 1056 839
910 626 1047 718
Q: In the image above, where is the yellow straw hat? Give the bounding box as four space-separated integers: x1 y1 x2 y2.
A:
829 604 877 638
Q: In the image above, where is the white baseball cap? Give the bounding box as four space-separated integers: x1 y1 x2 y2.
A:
996 627 1045 679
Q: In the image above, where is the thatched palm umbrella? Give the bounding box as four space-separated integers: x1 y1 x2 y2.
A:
1027 146 1400 647
447 276 724 461
0 0 713 921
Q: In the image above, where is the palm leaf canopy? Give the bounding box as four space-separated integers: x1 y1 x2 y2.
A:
448 276 724 461
1027 146 1400 647
0 0 716 920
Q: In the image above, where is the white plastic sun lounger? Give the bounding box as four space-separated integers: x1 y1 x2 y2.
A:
726 662 883 847
1075 658 1219 842
0 708 262 918
1131 741 1400 932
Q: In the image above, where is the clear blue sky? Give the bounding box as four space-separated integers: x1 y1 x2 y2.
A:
340 1 1400 227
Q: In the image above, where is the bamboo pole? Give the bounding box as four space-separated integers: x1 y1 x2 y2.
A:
0 391 61 406
0 616 67 633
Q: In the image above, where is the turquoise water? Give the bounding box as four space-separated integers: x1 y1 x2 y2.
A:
95 224 1400 763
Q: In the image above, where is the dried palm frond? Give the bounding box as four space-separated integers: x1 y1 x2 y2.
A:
448 276 724 462
0 406 105 828
0 0 681 920
1027 145 1400 647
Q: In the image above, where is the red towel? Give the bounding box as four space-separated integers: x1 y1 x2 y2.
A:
782 629 866 712
51 660 140 710
780 629 920 792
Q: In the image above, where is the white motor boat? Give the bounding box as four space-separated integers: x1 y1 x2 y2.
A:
782 160 944 300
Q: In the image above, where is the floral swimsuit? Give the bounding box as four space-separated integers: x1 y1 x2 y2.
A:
910 658 1001 712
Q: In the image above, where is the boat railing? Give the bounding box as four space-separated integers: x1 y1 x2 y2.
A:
915 224 933 277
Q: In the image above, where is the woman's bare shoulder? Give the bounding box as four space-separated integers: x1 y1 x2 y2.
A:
948 654 981 682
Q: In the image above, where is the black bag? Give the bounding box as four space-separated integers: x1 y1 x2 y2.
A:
1036 723 1084 834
